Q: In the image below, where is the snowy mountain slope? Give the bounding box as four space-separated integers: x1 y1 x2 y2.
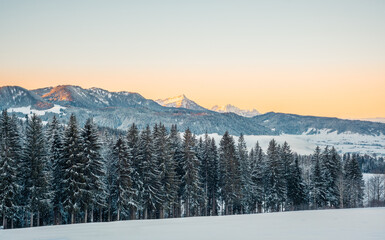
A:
211 104 260 117
0 86 53 110
156 94 207 111
253 112 385 136
32 85 163 110
2 85 385 137
2 208 384 240
205 131 385 157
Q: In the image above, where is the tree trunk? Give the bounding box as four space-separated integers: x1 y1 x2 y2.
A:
11 218 13 229
90 206 94 222
130 206 136 220
117 207 120 221
30 212 34 227
84 206 88 223
2 215 6 230
144 208 148 219
71 211 75 224
37 211 40 226
99 208 103 222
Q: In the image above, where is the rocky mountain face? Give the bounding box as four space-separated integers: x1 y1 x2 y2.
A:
1 85 384 136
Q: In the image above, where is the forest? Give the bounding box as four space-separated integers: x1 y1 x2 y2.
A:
0 110 372 229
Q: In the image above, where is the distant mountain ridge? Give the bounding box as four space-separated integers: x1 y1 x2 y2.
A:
1 85 385 136
156 95 207 111
211 104 260 117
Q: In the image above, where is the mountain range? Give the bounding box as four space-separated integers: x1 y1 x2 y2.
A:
1 85 385 136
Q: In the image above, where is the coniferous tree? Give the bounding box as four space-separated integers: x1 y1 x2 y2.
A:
287 154 306 210
168 124 183 217
61 114 85 224
311 146 326 209
265 139 286 212
321 147 342 208
47 116 64 225
251 142 265 213
343 154 364 208
23 114 50 227
238 134 253 213
126 123 141 219
207 137 219 216
0 110 22 229
181 128 202 217
219 131 241 215
138 125 162 219
112 138 135 220
81 118 105 222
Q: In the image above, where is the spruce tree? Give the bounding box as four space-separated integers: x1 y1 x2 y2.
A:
126 123 141 219
0 110 22 229
250 142 265 213
265 139 286 212
286 154 306 210
112 138 135 220
138 125 162 219
81 118 105 222
61 114 85 224
181 128 202 217
238 134 253 213
23 114 50 227
47 116 64 225
207 137 219 216
311 146 326 209
168 124 183 217
219 131 241 215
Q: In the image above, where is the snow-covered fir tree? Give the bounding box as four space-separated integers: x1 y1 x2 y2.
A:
61 114 85 224
0 110 22 229
181 128 202 217
112 138 135 221
22 114 50 227
80 118 105 222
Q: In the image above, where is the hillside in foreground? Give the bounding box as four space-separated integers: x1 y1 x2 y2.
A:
2 208 385 240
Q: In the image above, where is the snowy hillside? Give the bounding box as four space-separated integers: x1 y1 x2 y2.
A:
156 94 207 111
205 131 385 157
211 104 260 117
2 208 384 240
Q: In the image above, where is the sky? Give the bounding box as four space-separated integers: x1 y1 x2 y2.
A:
0 0 384 118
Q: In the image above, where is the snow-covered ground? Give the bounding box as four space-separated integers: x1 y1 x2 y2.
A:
8 105 66 116
1 208 384 240
204 132 385 157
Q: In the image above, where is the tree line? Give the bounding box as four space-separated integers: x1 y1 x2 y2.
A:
0 110 365 229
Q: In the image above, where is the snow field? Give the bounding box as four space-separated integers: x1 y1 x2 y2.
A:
1 208 385 240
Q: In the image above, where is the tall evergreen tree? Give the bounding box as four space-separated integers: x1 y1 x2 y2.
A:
181 129 202 217
286 154 306 210
0 110 22 229
250 142 265 213
126 123 141 219
112 138 135 220
81 118 105 222
23 114 50 227
265 139 286 212
238 134 253 213
47 116 64 225
311 146 327 209
168 124 183 217
138 125 162 219
207 137 219 216
219 131 241 215
61 114 85 224
343 154 364 208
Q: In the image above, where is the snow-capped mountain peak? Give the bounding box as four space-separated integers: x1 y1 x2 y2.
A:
156 94 207 111
211 104 260 117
